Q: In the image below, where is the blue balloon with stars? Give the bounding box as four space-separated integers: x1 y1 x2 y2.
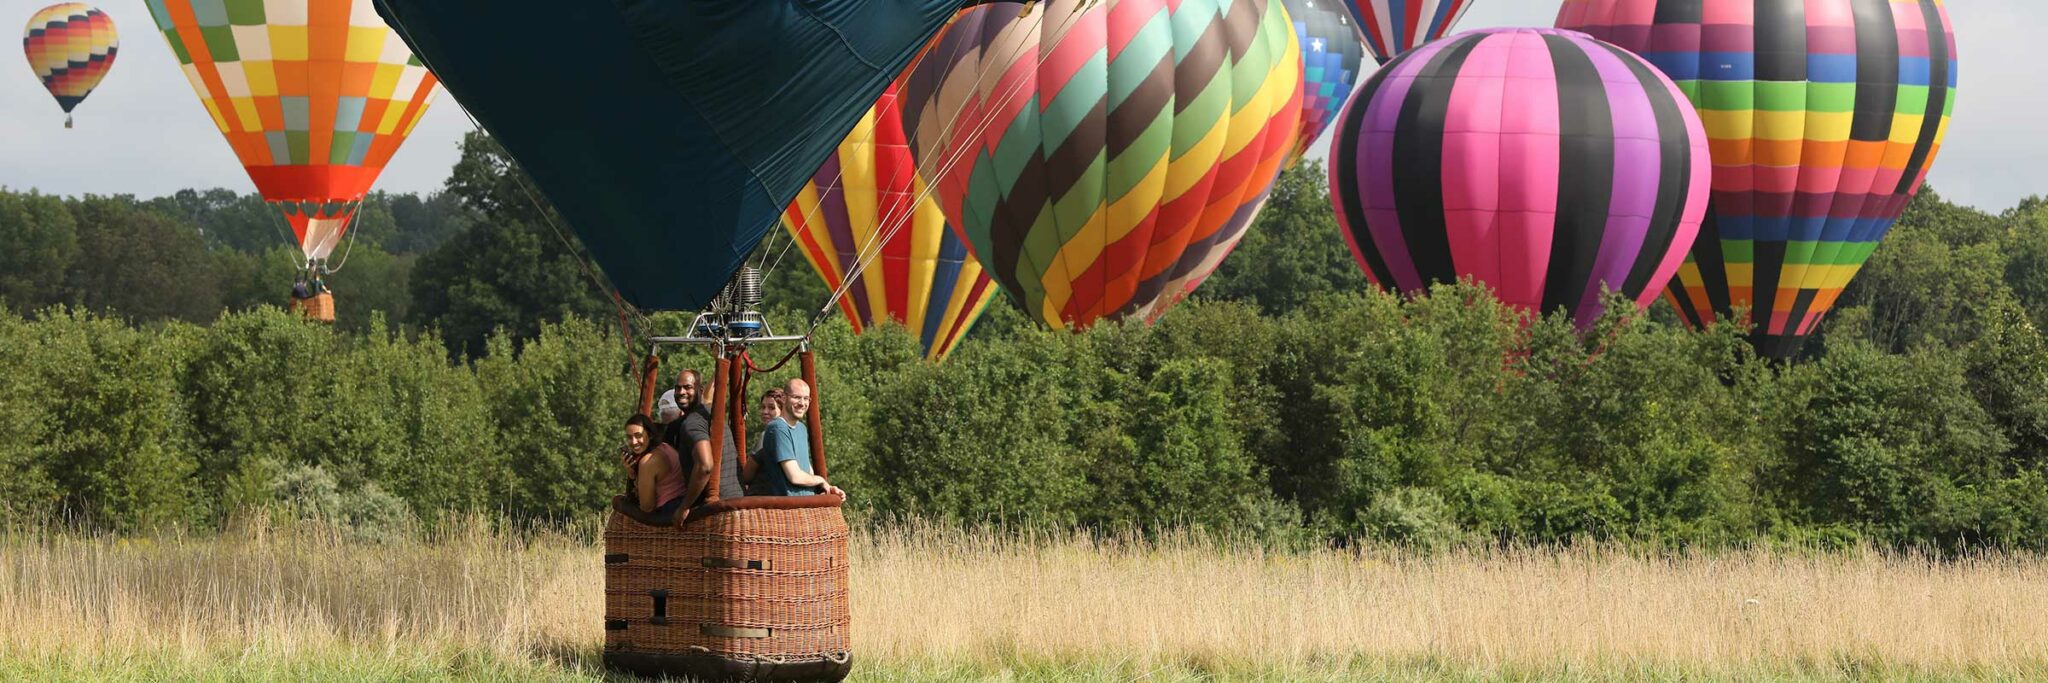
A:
1281 0 1368 167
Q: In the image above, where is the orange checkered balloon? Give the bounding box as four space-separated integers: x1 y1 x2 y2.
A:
144 0 439 261
23 3 118 128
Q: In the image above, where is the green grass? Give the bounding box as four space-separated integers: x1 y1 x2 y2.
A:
6 650 2046 683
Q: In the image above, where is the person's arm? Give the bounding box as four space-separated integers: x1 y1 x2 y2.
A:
778 459 829 489
770 427 828 489
739 429 760 485
684 439 716 502
676 419 717 506
633 452 668 513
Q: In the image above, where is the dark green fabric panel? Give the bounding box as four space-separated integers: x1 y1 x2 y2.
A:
375 0 965 311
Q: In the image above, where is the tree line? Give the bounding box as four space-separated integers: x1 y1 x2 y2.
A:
3 133 2047 550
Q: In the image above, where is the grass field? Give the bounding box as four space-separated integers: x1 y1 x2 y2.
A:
3 520 2046 682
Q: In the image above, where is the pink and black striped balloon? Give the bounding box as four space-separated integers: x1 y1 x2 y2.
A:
1329 27 1711 327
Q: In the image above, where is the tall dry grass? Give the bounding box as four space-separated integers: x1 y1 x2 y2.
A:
859 527 2048 678
4 518 2047 679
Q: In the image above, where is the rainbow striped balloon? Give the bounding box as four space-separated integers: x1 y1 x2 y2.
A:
1330 28 1712 328
782 86 999 361
1558 0 1959 358
898 0 1304 329
22 3 117 128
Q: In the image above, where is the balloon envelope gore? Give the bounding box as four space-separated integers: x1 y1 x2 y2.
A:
1557 0 1959 358
1328 27 1712 329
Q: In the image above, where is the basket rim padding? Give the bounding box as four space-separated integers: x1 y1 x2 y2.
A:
613 492 844 528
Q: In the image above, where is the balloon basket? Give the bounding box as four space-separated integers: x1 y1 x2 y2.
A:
290 293 336 323
604 496 852 683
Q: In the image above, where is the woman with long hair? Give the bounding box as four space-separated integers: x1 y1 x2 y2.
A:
620 413 688 518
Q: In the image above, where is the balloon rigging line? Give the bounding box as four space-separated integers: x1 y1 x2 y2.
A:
752 5 982 282
822 7 1071 306
816 3 1089 325
321 200 365 274
814 2 1093 337
262 204 303 268
755 3 1009 307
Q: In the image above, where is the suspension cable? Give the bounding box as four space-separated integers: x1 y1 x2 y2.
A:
757 8 969 291
319 199 366 273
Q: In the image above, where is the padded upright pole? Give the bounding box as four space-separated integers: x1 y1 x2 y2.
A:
729 354 749 473
703 350 732 506
636 352 661 418
800 347 826 479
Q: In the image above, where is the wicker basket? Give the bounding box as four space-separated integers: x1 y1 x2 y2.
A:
291 293 336 323
603 495 851 682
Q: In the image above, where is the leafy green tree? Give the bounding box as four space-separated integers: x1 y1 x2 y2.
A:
144 188 283 253
2001 198 2048 328
1085 357 1272 530
859 328 1095 527
326 246 414 334
211 245 302 313
474 317 634 521
1198 160 1370 315
410 132 612 357
321 316 492 520
376 190 475 255
1783 342 2013 547
182 308 348 515
0 189 79 312
1506 301 1773 544
64 195 225 323
26 310 205 530
0 309 57 519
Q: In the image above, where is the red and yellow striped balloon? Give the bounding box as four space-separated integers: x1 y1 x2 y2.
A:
898 0 1304 329
782 85 1000 361
23 3 118 128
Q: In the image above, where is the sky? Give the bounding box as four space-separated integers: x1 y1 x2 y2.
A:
2 1 2041 212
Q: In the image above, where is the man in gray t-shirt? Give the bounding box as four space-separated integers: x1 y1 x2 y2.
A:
680 400 744 502
659 369 743 509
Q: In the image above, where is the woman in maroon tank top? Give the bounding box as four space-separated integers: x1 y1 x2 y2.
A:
621 414 688 517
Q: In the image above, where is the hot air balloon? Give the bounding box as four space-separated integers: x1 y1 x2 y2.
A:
23 3 117 128
781 85 1000 361
144 0 439 321
1341 0 1477 65
898 0 1305 330
374 2 976 679
1329 28 1712 328
1558 0 1959 359
1281 0 1366 166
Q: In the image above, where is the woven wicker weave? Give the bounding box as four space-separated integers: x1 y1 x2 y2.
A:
291 293 335 323
604 496 851 682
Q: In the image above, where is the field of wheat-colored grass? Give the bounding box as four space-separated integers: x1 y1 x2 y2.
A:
3 519 2046 681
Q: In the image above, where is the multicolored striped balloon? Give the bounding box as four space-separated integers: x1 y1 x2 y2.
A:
898 0 1304 329
1330 28 1711 328
1341 0 1476 65
144 0 439 262
1281 0 1366 167
22 3 117 128
1558 1 1959 359
782 85 1000 361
